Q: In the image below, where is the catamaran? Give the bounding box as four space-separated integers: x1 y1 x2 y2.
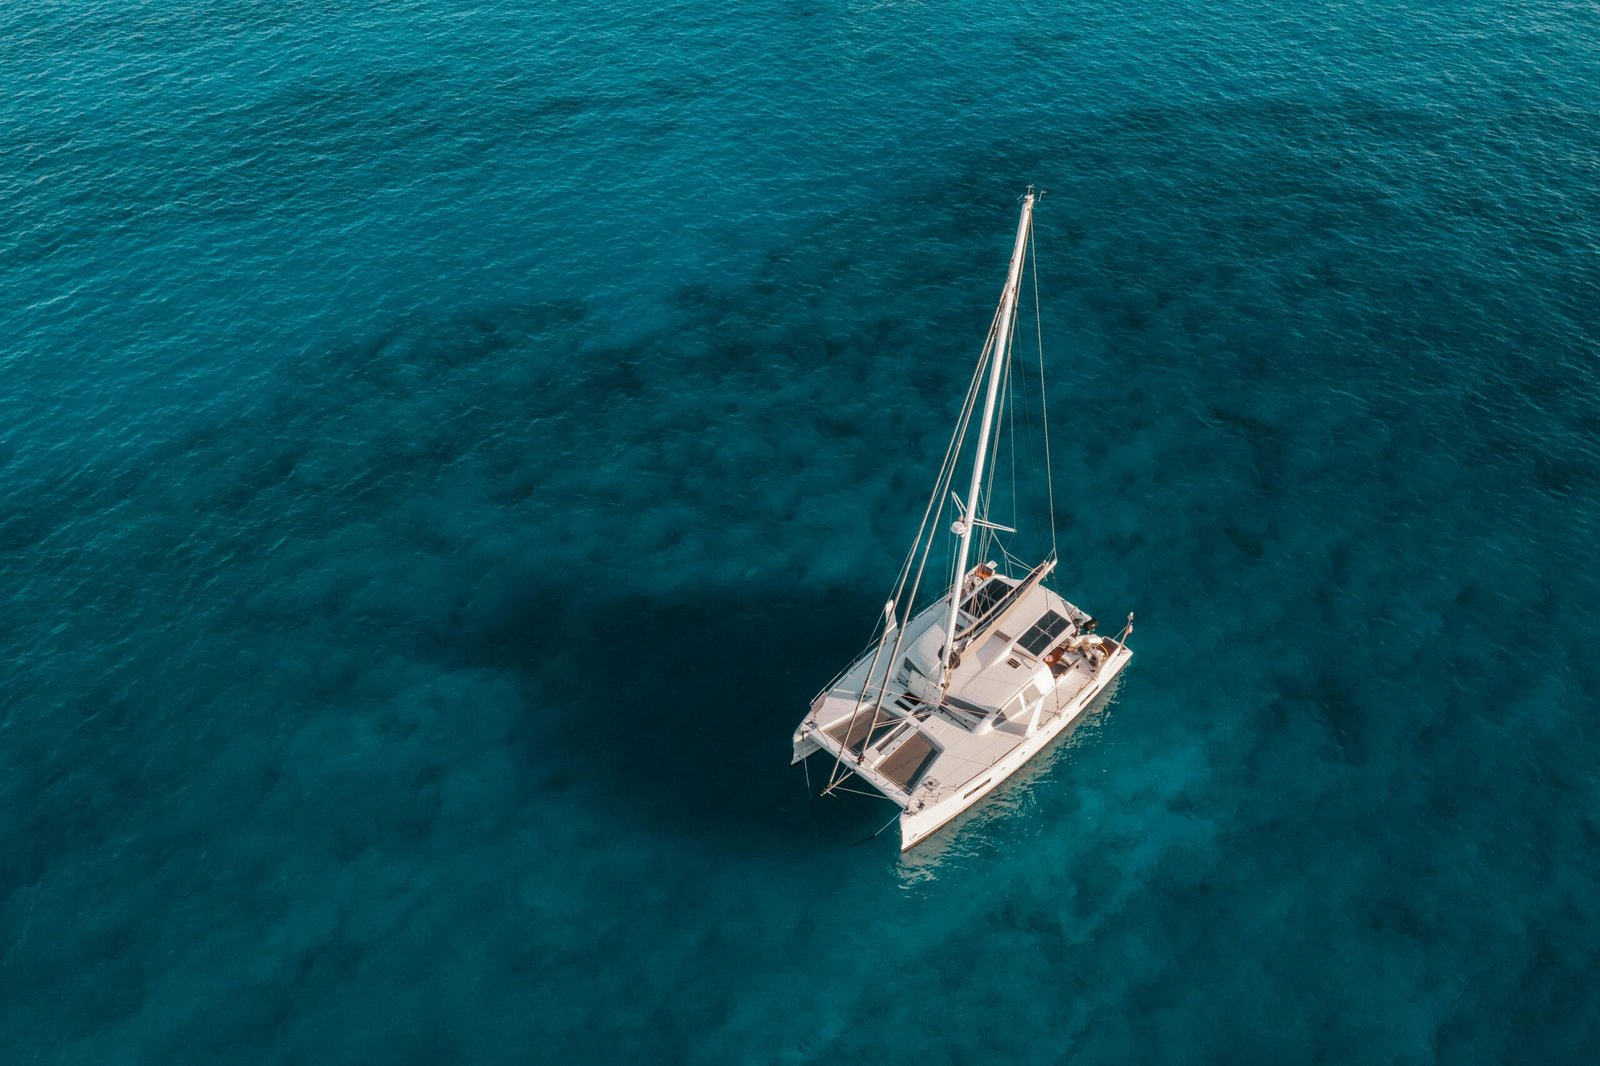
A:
791 189 1133 851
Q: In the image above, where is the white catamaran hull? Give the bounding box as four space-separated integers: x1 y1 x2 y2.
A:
895 646 1129 850
794 641 1131 851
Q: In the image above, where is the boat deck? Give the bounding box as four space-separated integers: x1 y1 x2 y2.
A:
887 654 1099 802
799 577 1119 811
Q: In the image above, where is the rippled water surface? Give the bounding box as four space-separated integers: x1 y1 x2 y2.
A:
5 1 1600 1061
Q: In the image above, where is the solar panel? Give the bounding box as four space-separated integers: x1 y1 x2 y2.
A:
962 578 1009 618
1016 610 1071 656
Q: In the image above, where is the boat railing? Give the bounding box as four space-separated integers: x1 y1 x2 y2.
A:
810 601 947 705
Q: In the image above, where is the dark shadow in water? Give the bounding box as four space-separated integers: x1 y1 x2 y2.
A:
458 575 909 851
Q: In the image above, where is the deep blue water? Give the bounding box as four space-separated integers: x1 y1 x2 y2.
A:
6 0 1600 1061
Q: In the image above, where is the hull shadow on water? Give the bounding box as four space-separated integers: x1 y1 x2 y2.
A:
460 577 894 850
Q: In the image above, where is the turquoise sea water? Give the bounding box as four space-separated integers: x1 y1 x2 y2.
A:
6 1 1600 1061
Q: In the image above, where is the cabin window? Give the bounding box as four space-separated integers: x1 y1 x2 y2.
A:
1016 610 1071 657
998 693 1024 723
996 680 1047 727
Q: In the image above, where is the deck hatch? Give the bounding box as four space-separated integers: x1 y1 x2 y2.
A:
880 733 939 792
825 709 884 754
1016 610 1071 657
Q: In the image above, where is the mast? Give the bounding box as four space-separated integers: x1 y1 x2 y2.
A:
940 189 1035 688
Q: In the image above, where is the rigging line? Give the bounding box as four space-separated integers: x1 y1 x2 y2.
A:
1030 223 1059 572
1009 299 1018 539
885 361 982 612
831 784 899 802
856 806 906 845
822 770 907 803
829 227 1026 793
910 304 1003 606
884 291 1003 613
825 213 1039 794
976 262 1021 569
1013 233 1037 527
977 384 996 564
981 275 1023 567
1004 274 1023 540
1014 242 1041 564
889 393 979 724
886 327 992 632
981 320 1009 565
827 304 1004 792
897 302 999 603
993 347 1012 560
828 422 966 793
881 330 988 608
